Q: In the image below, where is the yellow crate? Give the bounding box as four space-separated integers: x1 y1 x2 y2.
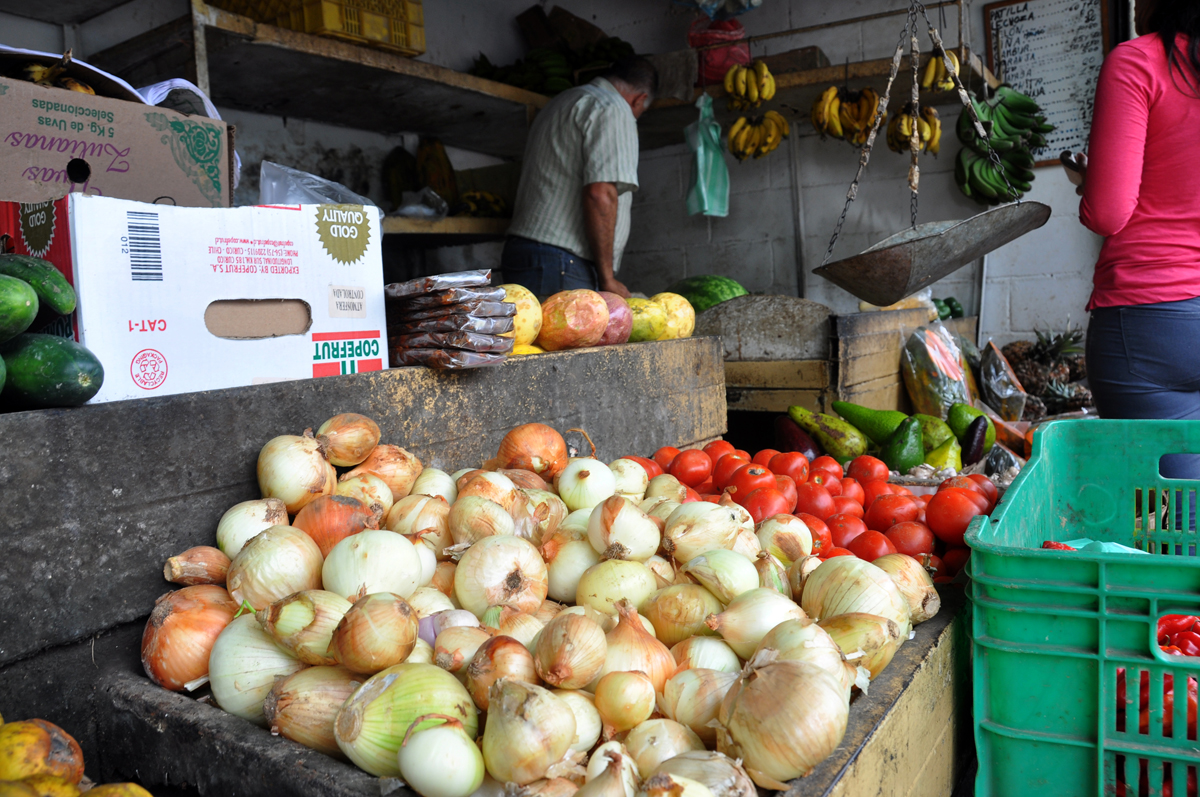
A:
294 0 425 56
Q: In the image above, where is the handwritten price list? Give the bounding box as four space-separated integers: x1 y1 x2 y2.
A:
986 0 1106 163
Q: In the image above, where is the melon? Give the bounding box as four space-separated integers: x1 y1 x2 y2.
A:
535 290 610 351
651 292 696 340
597 292 633 346
666 275 748 314
627 298 667 342
499 283 542 346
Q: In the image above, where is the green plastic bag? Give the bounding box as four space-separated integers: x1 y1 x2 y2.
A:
685 95 729 217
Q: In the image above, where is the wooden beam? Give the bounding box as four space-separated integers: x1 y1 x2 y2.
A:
724 360 830 390
725 387 827 414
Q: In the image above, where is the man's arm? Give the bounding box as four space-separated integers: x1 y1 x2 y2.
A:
582 181 630 297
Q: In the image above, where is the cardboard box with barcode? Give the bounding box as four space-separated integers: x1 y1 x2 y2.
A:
0 71 234 208
0 194 387 403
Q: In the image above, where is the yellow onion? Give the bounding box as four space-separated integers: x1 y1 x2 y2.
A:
466 635 539 709
449 496 516 545
731 528 761 559
408 638 434 664
525 489 569 541
645 475 687 503
641 497 682 526
800 556 911 630
680 550 757 604
534 612 607 689
575 560 658 617
817 613 903 679
584 743 639 796
496 423 569 479
293 494 380 558
554 690 602 753
409 586 456 617
511 489 555 546
704 588 807 659
512 779 580 797
141 585 237 691
386 494 452 550
209 612 306 724
719 495 755 534
405 533 439 587
435 625 493 674
638 773 714 797
652 752 755 797
227 525 324 610
535 599 564 625
330 593 419 674
625 719 705 779
640 585 722 647
482 680 576 785
595 600 675 692
786 556 822 602
335 662 478 776
609 459 650 503
257 430 336 514
398 714 485 797
872 553 941 624
670 637 741 673
715 652 849 789
336 472 394 517
258 589 352 665
461 471 521 512
455 535 548 617
432 561 457 597
412 467 459 504
663 503 742 563
558 459 617 513
0 719 84 784
322 530 421 601
594 671 655 734
345 444 423 502
558 605 617 630
163 546 230 586
215 497 288 559
753 618 854 693
645 555 676 588
264 664 361 757
754 553 790 596
543 530 601 604
658 668 738 746
502 469 551 492
755 515 812 566
587 496 660 562
481 605 545 648
317 413 380 467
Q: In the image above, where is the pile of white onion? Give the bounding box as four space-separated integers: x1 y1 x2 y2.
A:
140 415 941 797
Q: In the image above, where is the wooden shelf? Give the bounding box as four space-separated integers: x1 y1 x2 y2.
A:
0 0 129 24
382 216 509 236
88 3 549 159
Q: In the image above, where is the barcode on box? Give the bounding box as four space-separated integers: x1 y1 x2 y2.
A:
127 211 163 282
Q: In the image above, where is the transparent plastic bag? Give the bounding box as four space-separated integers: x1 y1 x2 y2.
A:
258 161 375 206
685 95 729 218
980 341 1028 421
389 331 514 353
390 348 506 369
900 321 978 418
391 188 448 220
398 300 518 321
397 286 507 308
385 270 492 301
390 314 515 335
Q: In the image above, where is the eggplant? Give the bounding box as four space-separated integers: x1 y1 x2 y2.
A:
962 415 989 466
774 415 820 461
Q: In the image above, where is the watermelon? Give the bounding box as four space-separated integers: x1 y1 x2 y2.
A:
666 276 748 314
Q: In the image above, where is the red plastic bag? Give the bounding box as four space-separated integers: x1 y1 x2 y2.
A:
688 18 750 86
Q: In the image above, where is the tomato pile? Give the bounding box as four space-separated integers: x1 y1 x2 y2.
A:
646 445 999 580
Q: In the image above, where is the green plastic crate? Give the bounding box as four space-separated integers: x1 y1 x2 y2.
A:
967 419 1200 797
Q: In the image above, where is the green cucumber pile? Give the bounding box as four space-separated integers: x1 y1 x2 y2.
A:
954 85 1055 205
0 254 103 409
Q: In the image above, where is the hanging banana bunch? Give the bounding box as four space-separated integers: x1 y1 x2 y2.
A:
724 60 776 111
919 49 960 92
810 85 885 146
727 110 791 161
887 103 942 155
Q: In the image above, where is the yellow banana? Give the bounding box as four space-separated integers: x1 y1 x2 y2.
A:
827 96 844 138
728 116 748 149
810 96 827 133
918 117 932 143
937 51 960 91
724 64 740 95
746 70 759 105
761 71 775 101
58 77 94 94
735 66 748 98
920 55 939 90
765 110 790 138
922 106 942 155
899 114 913 138
734 124 754 159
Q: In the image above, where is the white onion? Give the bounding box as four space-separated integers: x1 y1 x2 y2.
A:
756 617 854 693
587 496 661 562
208 612 305 725
524 489 569 542
412 467 459 503
624 719 705 779
679 550 758 604
406 535 438 587
641 585 723 647
645 475 687 503
557 459 617 512
419 609 480 646
322 530 422 601
645 555 676 588
705 588 808 659
663 503 742 563
226 525 324 611
659 669 738 746
755 515 812 566
559 509 592 536
731 529 762 560
575 559 658 617
398 715 485 797
336 472 394 517
408 637 435 664
543 532 602 604
450 496 516 545
554 689 603 753
670 637 743 673
434 626 492 674
800 556 912 630
455 535 548 618
408 586 456 618
215 498 288 559
651 752 755 797
609 458 650 503
585 742 639 796
482 680 576 785
386 495 453 560
641 497 682 524
257 431 336 514
460 471 521 512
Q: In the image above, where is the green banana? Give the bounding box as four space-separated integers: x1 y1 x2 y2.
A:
992 100 1037 131
787 406 869 464
996 84 1041 115
968 158 999 199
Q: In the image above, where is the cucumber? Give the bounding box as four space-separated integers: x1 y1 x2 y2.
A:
0 274 39 344
0 255 76 315
0 333 103 408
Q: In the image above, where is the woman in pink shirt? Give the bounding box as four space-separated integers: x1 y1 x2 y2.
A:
1080 0 1200 476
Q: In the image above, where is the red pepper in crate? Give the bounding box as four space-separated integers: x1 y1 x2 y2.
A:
1042 540 1076 550
1176 632 1200 658
1161 615 1200 638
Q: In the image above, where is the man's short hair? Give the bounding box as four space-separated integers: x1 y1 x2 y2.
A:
601 56 659 98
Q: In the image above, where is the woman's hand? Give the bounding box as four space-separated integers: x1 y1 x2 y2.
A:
1070 152 1088 196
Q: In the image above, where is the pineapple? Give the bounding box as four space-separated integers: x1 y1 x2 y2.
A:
1022 394 1047 422
1066 353 1087 382
1043 380 1094 415
1011 325 1084 398
1001 339 1035 367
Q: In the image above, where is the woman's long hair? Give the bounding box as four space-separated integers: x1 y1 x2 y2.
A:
1148 0 1200 96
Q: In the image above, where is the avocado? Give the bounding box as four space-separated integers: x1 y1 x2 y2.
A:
913 414 956 453
880 417 924 475
830 400 908 447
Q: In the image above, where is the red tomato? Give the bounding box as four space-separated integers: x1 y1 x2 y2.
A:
847 530 898 561
926 490 986 546
774 475 799 513
847 455 889 484
682 487 703 503
861 480 895 508
795 483 837 520
625 455 663 480
703 494 722 503
768 452 810 486
653 447 681 470
808 471 842 496
942 546 971 575
893 485 915 496
810 456 844 479
703 440 736 462
669 449 714 488
797 513 833 555
967 474 1000 511
823 547 856 558
938 477 992 511
832 496 865 518
712 455 751 489
864 494 923 532
921 553 946 579
839 477 865 506
884 521 936 556
917 493 934 506
743 488 793 524
733 449 751 461
728 464 777 504
694 480 716 495
943 486 990 514
828 514 868 548
753 448 782 468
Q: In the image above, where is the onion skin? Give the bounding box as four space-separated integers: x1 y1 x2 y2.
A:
659 669 739 746
624 719 705 779
227 525 325 611
435 626 493 674
594 671 656 735
496 424 569 480
534 612 607 689
257 431 336 514
141 586 238 691
460 471 521 513
466 635 540 710
317 413 381 467
753 617 854 694
259 589 352 665
800 556 911 632
786 556 822 602
345 444 423 502
454 535 548 618
330 593 420 675
651 751 755 797
163 546 230 586
482 679 576 785
386 494 452 559
264 665 361 757
335 472 394 517
215 498 288 559
596 600 675 693
501 469 551 492
872 553 941 624
293 494 380 557
641 585 722 647
817 613 903 679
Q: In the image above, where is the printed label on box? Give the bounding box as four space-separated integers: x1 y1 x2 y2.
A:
328 285 367 318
